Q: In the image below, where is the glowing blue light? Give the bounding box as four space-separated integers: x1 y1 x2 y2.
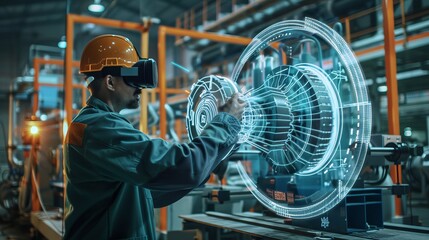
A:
88 0 104 13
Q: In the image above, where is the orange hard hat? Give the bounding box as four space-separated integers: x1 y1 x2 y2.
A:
80 34 140 74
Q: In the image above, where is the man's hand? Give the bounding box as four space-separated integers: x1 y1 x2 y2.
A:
218 93 247 121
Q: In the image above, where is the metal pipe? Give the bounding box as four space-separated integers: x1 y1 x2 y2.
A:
368 147 396 156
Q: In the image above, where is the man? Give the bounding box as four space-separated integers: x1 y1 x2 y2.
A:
63 34 246 239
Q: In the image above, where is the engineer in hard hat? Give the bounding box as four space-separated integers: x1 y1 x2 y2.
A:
63 34 246 239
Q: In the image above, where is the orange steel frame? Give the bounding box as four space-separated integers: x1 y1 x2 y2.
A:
65 14 151 133
157 26 251 232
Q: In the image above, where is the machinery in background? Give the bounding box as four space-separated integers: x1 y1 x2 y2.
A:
363 134 426 224
1 51 80 222
183 17 428 239
404 147 429 201
196 135 423 234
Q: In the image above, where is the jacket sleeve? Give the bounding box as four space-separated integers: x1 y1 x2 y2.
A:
82 112 240 191
150 178 209 208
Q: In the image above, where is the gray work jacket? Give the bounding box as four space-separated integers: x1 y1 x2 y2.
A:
63 96 240 239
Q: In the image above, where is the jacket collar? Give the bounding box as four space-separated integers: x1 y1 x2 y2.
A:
86 96 114 112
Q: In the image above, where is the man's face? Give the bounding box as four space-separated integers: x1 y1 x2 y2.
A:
114 76 142 110
125 83 142 109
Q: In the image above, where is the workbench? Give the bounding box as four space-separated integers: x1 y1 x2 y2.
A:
181 211 429 240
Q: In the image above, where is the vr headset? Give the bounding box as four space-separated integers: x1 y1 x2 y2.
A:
121 58 158 89
86 58 158 89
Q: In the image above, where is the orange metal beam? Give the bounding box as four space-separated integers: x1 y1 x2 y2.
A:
383 0 402 217
157 27 168 234
65 14 74 139
344 17 351 44
139 21 151 134
158 27 167 142
161 26 253 45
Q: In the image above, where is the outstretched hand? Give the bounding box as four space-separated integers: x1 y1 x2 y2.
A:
218 93 247 121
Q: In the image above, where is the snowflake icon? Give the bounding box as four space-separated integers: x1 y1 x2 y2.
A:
321 216 330 229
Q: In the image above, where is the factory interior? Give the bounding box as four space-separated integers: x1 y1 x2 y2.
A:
1 0 429 239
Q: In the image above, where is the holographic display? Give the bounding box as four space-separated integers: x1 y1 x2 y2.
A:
186 18 372 219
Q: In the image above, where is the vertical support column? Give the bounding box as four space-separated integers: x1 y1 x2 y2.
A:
383 0 402 216
344 17 351 44
158 27 167 140
157 26 168 232
64 13 74 213
65 14 74 138
140 27 150 133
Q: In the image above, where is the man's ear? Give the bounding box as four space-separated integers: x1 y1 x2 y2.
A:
105 75 115 91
